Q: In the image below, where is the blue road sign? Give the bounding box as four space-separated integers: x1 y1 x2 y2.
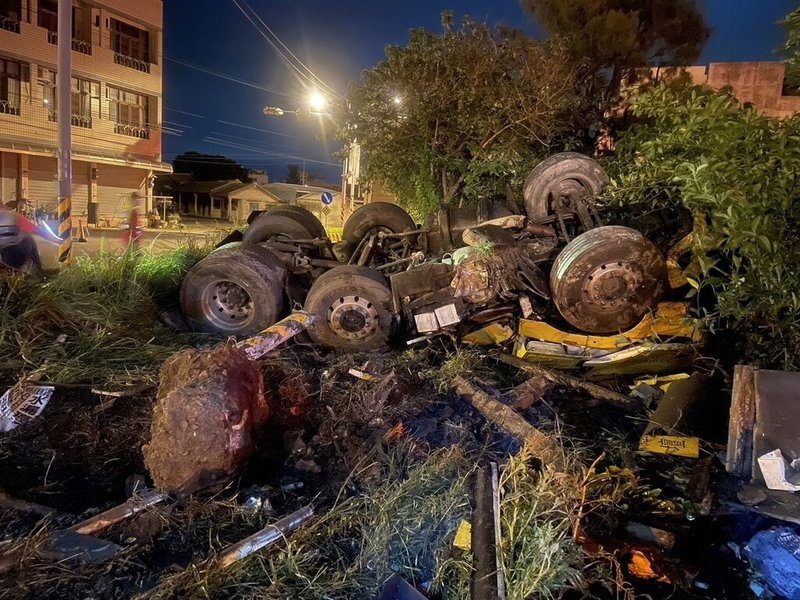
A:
321 191 334 205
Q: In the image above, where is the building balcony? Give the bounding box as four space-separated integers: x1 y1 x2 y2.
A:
0 101 20 116
46 30 93 56
113 52 151 74
44 112 93 129
0 15 20 33
114 123 149 139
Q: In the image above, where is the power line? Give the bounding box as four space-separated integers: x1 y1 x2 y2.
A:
203 137 341 167
164 107 206 119
165 56 291 97
230 0 341 99
217 119 296 139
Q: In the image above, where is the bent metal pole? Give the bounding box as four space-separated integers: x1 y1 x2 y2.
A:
56 0 72 263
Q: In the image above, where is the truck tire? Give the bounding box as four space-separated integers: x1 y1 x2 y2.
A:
523 152 609 222
342 202 416 249
180 243 286 336
264 205 327 239
550 226 666 334
243 207 322 243
303 265 393 351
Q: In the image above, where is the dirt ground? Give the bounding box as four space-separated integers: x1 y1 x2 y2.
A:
0 339 781 600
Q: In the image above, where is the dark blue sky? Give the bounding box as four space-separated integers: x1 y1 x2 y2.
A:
162 0 796 183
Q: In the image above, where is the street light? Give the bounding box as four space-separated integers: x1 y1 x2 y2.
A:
308 90 327 112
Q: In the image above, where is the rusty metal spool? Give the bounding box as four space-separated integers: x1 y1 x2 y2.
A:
550 226 666 334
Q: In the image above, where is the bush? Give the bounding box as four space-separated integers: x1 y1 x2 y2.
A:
605 83 800 368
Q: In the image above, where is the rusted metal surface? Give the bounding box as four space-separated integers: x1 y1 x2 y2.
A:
235 311 314 361
71 490 167 536
550 226 666 334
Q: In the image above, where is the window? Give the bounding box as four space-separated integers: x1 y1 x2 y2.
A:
38 0 57 32
107 85 149 138
38 66 56 121
110 18 151 71
39 69 98 128
0 58 21 115
0 0 21 33
71 77 95 127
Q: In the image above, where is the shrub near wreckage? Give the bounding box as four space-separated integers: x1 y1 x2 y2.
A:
179 153 698 363
606 83 800 368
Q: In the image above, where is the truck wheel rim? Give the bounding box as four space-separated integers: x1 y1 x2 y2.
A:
201 280 254 331
328 295 379 340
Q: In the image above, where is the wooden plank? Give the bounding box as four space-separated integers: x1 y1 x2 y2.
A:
726 365 755 478
453 376 564 470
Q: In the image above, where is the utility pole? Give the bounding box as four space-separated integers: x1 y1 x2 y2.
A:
56 0 72 263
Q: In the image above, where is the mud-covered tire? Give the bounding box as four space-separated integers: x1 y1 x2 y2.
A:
304 265 393 351
180 243 286 336
523 152 609 222
243 208 320 243
265 205 327 239
550 226 666 334
342 202 416 248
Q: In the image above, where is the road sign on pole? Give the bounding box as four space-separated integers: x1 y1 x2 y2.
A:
321 191 334 205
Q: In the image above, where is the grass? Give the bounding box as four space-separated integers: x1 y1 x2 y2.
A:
0 240 215 388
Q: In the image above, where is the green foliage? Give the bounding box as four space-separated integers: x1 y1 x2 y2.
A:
341 17 588 216
605 83 800 367
781 5 800 91
0 243 212 387
522 0 709 101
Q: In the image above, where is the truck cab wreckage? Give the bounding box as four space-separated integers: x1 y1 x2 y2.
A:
178 152 701 370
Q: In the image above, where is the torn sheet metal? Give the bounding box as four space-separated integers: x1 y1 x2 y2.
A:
518 301 702 350
757 450 800 491
584 343 695 376
235 312 313 361
462 322 515 346
0 384 55 432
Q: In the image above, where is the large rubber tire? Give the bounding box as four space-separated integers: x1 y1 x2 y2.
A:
266 205 327 239
523 152 609 222
303 265 393 351
550 226 666 334
342 202 416 248
180 243 286 336
243 207 321 243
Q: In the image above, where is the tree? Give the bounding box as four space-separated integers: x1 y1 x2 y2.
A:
781 5 800 91
340 16 587 216
172 152 249 182
521 0 709 101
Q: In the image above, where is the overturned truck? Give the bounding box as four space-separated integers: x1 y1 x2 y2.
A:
179 153 697 359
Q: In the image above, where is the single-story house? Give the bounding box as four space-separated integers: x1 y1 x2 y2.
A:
171 180 283 222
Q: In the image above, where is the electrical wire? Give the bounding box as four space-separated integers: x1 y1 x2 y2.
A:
230 0 341 98
164 56 291 96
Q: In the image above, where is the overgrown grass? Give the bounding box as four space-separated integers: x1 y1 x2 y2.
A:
0 241 214 388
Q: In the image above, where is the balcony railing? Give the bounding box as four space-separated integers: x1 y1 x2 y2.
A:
113 52 150 74
0 100 19 116
114 123 149 139
0 15 20 33
72 114 91 128
47 110 57 122
46 31 92 55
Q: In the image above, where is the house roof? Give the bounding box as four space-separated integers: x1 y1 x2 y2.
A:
173 180 283 203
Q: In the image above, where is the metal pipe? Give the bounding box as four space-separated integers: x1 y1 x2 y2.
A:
235 312 314 361
215 505 314 569
71 490 167 536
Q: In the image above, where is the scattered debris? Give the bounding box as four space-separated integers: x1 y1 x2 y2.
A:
0 383 54 432
757 449 800 491
744 527 800 600
638 435 700 458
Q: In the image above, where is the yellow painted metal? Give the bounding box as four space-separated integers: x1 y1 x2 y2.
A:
235 312 313 360
453 520 472 551
513 337 587 369
638 435 700 458
462 322 515 346
518 302 701 350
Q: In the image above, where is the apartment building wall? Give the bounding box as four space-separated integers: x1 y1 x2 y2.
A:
0 0 170 221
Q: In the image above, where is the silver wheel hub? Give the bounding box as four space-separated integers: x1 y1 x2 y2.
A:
201 280 254 331
328 295 379 340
